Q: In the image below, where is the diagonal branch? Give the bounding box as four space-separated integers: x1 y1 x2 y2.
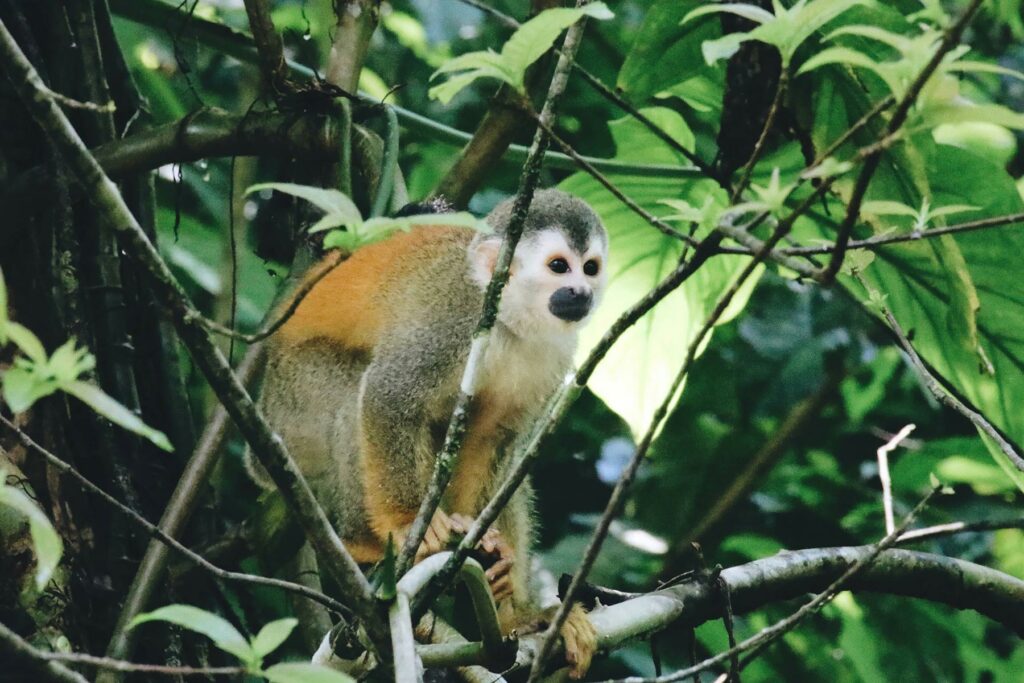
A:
395 1 592 577
0 16 388 654
818 0 985 284
241 0 289 96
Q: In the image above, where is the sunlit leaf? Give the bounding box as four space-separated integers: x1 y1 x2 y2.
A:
246 183 361 224
251 618 298 658
263 662 355 683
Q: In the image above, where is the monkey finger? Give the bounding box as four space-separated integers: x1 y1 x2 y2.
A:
485 557 513 582
449 513 472 533
489 576 513 602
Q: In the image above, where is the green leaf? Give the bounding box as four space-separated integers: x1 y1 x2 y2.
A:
861 200 921 218
0 478 63 590
263 662 355 683
2 365 58 413
251 618 298 658
617 0 716 100
64 381 172 452
5 322 47 365
246 183 361 224
130 605 255 664
430 4 612 102
561 113 763 436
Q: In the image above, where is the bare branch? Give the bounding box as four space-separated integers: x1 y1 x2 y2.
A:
43 653 243 677
876 424 916 534
0 622 88 683
610 488 940 683
780 211 1024 255
0 416 350 616
897 517 1024 544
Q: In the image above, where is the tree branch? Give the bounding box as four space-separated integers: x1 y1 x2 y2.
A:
0 17 388 653
395 1 591 576
0 621 88 683
241 0 289 96
818 0 985 284
0 415 350 617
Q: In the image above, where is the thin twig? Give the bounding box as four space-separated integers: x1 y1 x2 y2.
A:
819 0 985 284
395 1 592 576
896 517 1024 544
732 70 788 202
42 653 243 677
780 211 1024 255
199 252 345 343
0 416 350 616
0 621 88 683
861 277 1024 475
876 424 915 535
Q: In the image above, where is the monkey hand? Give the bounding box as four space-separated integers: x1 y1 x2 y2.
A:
408 509 464 560
445 514 515 602
560 603 597 680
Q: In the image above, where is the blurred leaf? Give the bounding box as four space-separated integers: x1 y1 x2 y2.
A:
0 477 63 590
250 618 298 658
263 662 355 683
429 4 613 103
64 381 173 452
130 604 255 664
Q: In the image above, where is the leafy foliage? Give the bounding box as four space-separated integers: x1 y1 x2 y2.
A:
429 3 614 103
0 475 62 590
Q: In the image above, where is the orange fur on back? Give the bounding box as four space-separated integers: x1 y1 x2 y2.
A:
279 225 468 348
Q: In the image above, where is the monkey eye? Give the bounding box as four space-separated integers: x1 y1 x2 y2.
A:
548 258 570 274
583 259 600 276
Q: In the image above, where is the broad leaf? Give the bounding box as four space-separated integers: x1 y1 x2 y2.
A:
251 618 298 658
263 662 355 683
429 4 613 103
130 604 255 664
561 110 762 436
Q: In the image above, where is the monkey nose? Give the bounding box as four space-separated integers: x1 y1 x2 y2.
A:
549 286 593 322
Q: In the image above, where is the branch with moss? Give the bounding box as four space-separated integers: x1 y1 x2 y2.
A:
0 16 388 655
395 1 591 576
241 0 289 96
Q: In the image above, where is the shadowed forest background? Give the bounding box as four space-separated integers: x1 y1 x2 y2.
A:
2 0 1024 681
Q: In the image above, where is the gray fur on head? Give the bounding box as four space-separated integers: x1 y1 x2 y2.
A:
484 189 606 253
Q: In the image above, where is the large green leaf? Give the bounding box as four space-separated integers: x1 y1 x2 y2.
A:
560 109 761 436
617 0 714 101
263 663 355 683
64 380 173 452
804 64 1024 491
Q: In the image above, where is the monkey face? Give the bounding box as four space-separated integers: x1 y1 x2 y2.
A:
500 228 608 333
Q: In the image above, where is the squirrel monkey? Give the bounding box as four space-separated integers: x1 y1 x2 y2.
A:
248 189 608 678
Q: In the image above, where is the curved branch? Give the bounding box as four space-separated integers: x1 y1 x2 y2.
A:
241 0 288 96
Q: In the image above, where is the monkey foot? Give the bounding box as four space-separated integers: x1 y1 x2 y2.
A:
561 603 597 680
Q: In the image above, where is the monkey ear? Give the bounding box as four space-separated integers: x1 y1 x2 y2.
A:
468 237 501 287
